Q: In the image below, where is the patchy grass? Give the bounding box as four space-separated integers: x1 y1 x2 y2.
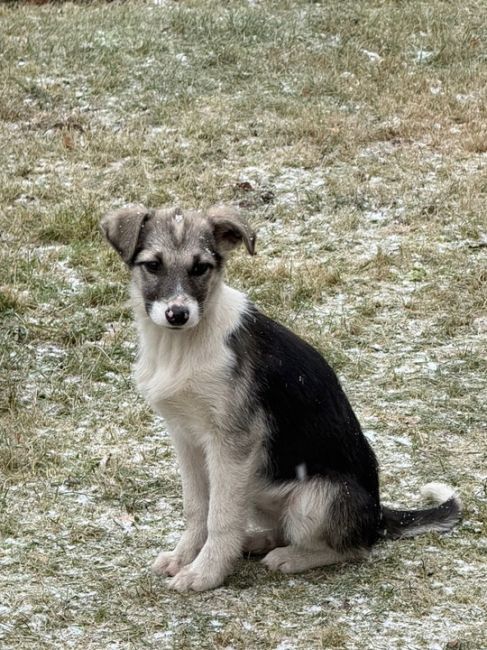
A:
0 1 486 648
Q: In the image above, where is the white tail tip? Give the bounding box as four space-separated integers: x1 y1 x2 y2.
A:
421 482 458 504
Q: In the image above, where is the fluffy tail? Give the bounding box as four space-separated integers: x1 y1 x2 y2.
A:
379 482 462 540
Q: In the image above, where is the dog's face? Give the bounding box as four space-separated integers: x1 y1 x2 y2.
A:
101 205 255 330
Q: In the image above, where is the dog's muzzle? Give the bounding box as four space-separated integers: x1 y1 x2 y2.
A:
148 297 200 329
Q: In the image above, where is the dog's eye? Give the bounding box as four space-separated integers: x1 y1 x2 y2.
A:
190 262 211 277
142 260 161 274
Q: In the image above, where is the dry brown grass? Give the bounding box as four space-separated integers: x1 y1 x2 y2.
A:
0 1 486 648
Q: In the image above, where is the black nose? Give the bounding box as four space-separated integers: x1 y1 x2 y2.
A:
165 305 190 326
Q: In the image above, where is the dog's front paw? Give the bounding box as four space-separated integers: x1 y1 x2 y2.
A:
168 564 225 592
151 550 183 577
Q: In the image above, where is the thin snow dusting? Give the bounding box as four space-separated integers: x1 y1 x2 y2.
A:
361 49 382 63
1 3 485 648
238 166 326 209
413 48 436 63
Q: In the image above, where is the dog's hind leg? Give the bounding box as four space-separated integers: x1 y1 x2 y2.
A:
243 510 285 555
243 529 284 555
243 487 288 555
261 477 375 574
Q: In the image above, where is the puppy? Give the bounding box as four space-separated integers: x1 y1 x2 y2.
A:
101 205 461 592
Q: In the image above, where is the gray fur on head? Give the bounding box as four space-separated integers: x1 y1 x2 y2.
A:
101 205 256 264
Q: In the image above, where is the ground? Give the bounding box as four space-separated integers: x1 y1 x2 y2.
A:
0 1 486 648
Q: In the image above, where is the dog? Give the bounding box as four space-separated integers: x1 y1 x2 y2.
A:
101 204 461 592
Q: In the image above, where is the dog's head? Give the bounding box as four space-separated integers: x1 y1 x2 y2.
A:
101 205 255 330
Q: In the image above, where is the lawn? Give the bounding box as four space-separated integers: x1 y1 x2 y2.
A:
0 1 486 648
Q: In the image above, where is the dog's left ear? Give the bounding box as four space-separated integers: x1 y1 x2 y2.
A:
101 206 153 265
207 205 256 256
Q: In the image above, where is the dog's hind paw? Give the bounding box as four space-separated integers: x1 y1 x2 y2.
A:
262 545 354 573
151 551 182 577
168 564 225 592
261 546 299 573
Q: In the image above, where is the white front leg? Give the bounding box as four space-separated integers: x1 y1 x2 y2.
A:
169 440 255 592
152 433 209 577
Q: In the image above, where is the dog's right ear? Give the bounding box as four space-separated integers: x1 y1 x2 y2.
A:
100 207 153 265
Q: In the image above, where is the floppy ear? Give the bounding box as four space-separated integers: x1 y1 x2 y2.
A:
207 205 256 256
100 206 153 265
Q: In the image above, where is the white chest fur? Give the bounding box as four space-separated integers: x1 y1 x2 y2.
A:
132 284 248 436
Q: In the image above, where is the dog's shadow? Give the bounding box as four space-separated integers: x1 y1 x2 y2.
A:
226 555 348 591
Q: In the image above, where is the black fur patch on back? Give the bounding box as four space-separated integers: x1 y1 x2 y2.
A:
228 306 382 548
228 307 380 499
